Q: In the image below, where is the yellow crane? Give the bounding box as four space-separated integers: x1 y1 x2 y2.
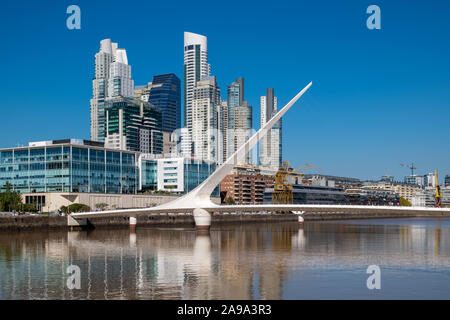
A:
435 169 442 207
272 161 322 206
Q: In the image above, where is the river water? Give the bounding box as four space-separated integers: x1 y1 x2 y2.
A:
0 217 449 300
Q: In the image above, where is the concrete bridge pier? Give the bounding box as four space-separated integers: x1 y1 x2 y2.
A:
193 208 211 231
67 215 87 230
129 216 137 229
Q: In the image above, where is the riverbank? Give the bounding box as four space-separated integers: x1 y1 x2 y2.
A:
0 213 299 231
1 209 450 231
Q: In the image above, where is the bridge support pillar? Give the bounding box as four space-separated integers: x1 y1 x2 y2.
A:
67 215 87 229
193 208 211 231
298 215 304 226
130 216 137 229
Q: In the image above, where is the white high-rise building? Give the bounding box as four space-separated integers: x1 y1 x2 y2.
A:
107 48 134 99
180 127 192 158
191 76 220 162
226 78 253 164
218 100 228 164
259 88 282 169
184 32 210 134
90 39 134 142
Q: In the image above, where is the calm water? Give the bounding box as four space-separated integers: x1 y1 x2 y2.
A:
0 218 450 300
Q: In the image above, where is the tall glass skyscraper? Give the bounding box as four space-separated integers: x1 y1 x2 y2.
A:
104 97 163 154
136 73 181 133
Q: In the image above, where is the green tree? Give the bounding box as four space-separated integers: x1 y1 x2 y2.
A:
0 182 23 212
400 197 412 206
67 203 91 213
95 203 108 211
225 196 236 205
23 203 37 213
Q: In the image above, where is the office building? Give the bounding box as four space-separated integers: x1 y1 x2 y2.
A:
303 174 362 189
259 88 281 169
363 183 421 202
346 187 400 206
218 100 228 163
0 139 219 211
0 139 138 195
104 97 163 154
404 175 425 187
410 189 436 207
446 175 450 187
90 39 134 142
191 76 220 162
156 157 217 195
135 73 181 133
226 78 253 164
424 173 436 188
263 184 348 205
381 175 394 183
184 32 210 133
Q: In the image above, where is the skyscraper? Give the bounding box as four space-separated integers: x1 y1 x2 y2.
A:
90 39 134 142
184 32 210 132
218 100 228 164
104 97 162 154
260 88 282 169
135 74 181 134
191 76 220 162
226 78 253 164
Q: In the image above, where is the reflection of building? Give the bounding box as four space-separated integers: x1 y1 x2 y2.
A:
220 164 274 204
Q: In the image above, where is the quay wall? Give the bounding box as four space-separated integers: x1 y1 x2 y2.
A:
0 209 449 231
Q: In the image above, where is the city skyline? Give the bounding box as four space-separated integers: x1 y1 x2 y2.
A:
1 1 450 182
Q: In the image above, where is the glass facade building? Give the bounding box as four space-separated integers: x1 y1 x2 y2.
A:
105 97 163 154
0 140 138 194
147 73 181 133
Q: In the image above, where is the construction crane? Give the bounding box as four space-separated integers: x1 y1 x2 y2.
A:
434 169 442 208
272 161 321 206
400 163 417 176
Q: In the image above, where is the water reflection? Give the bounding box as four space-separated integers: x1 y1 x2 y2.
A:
0 218 449 300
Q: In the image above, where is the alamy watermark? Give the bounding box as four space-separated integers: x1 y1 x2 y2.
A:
366 265 381 290
66 265 81 289
66 5 81 30
366 5 381 30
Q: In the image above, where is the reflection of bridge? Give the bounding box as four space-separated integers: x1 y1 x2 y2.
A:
71 82 450 229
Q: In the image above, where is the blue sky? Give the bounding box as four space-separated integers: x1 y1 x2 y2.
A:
1 0 449 181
